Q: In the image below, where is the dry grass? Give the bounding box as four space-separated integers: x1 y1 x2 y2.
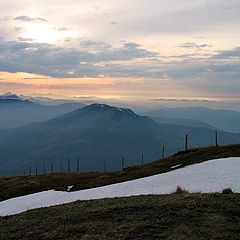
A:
0 193 240 240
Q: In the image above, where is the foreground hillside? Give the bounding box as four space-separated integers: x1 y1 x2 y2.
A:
1 193 240 240
1 144 240 202
1 156 239 216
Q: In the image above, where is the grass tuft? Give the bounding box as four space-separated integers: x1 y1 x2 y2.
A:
173 186 189 194
222 188 234 194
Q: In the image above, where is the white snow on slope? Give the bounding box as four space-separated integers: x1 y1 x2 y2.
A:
0 157 239 217
171 164 182 169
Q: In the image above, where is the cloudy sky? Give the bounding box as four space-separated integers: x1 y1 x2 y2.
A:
0 0 240 103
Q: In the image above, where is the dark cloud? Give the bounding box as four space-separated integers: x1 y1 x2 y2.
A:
0 39 158 78
14 15 47 22
212 47 240 59
0 34 239 101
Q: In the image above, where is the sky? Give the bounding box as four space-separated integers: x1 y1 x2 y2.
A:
0 0 240 105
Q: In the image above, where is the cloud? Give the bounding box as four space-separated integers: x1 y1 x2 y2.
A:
0 17 10 22
1 36 239 99
79 40 112 50
17 37 34 42
53 27 70 31
212 47 240 59
178 42 211 49
110 21 118 25
151 98 219 103
14 15 47 22
0 39 158 78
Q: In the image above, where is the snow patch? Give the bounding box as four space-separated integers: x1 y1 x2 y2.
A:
67 186 74 192
0 157 239 217
171 164 182 169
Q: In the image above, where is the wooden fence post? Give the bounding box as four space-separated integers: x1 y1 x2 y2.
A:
185 134 188 151
162 145 165 159
60 159 63 173
77 158 80 173
215 130 218 146
122 156 125 171
68 159 70 173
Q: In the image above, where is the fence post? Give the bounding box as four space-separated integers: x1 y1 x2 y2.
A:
215 130 218 147
122 156 125 171
141 154 144 165
185 134 188 151
77 158 80 173
29 166 32 176
162 145 165 159
68 159 70 173
35 165 38 176
60 159 63 173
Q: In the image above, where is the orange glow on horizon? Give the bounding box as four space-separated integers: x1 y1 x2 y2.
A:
1 71 238 102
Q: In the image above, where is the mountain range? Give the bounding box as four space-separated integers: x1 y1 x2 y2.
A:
144 107 240 133
0 93 84 129
0 103 240 176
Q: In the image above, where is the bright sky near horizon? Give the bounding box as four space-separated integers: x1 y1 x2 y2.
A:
0 0 240 102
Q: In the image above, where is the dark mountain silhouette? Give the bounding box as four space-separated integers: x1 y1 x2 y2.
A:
0 104 240 176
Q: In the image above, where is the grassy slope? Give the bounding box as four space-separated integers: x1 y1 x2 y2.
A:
0 193 240 240
1 144 240 201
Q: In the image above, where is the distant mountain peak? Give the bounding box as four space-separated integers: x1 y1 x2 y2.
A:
0 92 21 100
82 103 138 119
0 93 34 106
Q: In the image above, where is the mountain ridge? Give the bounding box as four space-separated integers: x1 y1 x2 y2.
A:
0 103 240 176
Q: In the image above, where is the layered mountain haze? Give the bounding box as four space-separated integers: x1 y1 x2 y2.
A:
0 93 84 129
145 107 240 133
149 116 215 130
0 103 240 176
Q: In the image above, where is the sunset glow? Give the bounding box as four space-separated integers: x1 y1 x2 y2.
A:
0 0 239 105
